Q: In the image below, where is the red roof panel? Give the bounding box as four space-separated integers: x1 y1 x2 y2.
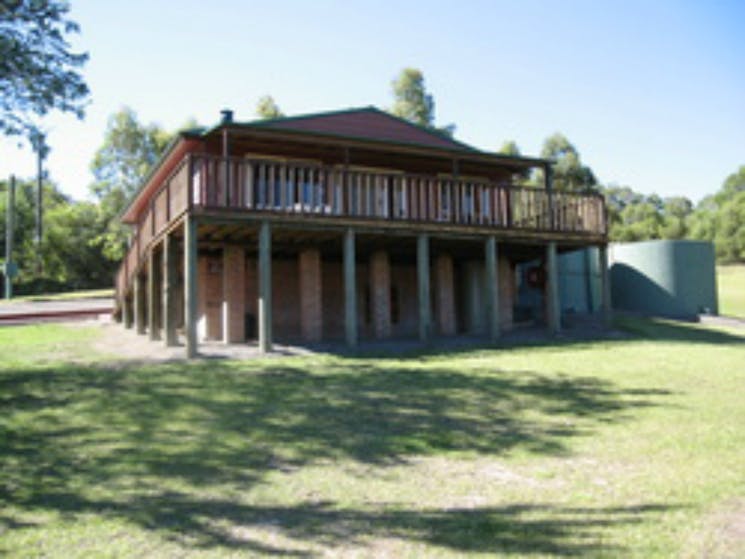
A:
253 107 475 152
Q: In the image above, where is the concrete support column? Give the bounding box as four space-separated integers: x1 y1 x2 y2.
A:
485 236 500 341
299 248 323 342
343 228 357 348
134 273 146 335
369 249 391 339
546 241 561 335
599 244 612 329
434 253 456 336
223 245 246 343
184 216 198 358
162 233 178 346
417 233 431 342
148 249 162 341
258 221 273 353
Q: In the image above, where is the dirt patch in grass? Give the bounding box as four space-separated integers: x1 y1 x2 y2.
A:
684 498 745 559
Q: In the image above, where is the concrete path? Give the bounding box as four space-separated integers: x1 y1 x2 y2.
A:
0 297 114 325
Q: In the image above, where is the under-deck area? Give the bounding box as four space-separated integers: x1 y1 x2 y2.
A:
119 215 612 357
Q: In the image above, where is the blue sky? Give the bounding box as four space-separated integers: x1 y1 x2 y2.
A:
1 0 743 203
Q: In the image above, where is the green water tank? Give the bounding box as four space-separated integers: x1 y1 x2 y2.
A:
610 240 718 319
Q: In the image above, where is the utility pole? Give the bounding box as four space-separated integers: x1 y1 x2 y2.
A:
4 175 16 299
30 130 49 275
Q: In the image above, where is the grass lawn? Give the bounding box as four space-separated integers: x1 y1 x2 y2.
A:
718 265 745 318
1 320 744 557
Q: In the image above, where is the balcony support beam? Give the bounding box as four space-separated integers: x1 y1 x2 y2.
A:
162 233 179 347
485 236 500 342
184 215 198 358
148 248 161 341
417 233 431 342
546 241 561 335
344 228 358 348
258 221 273 353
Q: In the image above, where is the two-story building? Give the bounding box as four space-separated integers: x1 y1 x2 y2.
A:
116 107 610 357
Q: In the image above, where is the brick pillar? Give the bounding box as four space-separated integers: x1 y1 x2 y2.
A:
299 248 323 342
223 246 246 343
434 253 456 336
369 250 391 338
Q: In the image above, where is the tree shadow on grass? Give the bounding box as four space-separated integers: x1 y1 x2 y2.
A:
0 358 674 555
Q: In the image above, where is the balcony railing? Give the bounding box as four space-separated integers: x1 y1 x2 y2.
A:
116 153 606 299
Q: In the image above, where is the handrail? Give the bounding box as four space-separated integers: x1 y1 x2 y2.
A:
115 153 607 305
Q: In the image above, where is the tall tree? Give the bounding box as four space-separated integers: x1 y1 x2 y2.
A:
0 176 109 292
390 68 434 127
541 133 597 192
389 67 455 136
89 107 172 260
498 140 521 157
255 95 284 119
690 165 745 262
0 0 89 138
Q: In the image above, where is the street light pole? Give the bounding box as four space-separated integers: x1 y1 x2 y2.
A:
4 175 15 300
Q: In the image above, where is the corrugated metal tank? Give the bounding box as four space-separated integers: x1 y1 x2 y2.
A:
610 240 718 318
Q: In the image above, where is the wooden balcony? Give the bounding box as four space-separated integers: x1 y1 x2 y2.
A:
116 153 607 298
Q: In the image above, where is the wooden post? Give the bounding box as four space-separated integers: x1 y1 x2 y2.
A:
485 236 500 341
417 233 431 342
344 228 358 348
184 216 198 357
123 294 133 329
134 272 146 335
546 241 561 335
148 248 161 341
599 244 612 329
258 221 273 353
545 164 556 231
162 233 178 346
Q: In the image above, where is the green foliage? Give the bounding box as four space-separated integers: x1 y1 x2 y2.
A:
601 185 695 242
541 133 597 192
255 95 284 119
0 0 88 138
88 107 173 261
1 177 111 293
390 68 434 127
688 165 745 262
389 67 455 136
498 140 521 157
